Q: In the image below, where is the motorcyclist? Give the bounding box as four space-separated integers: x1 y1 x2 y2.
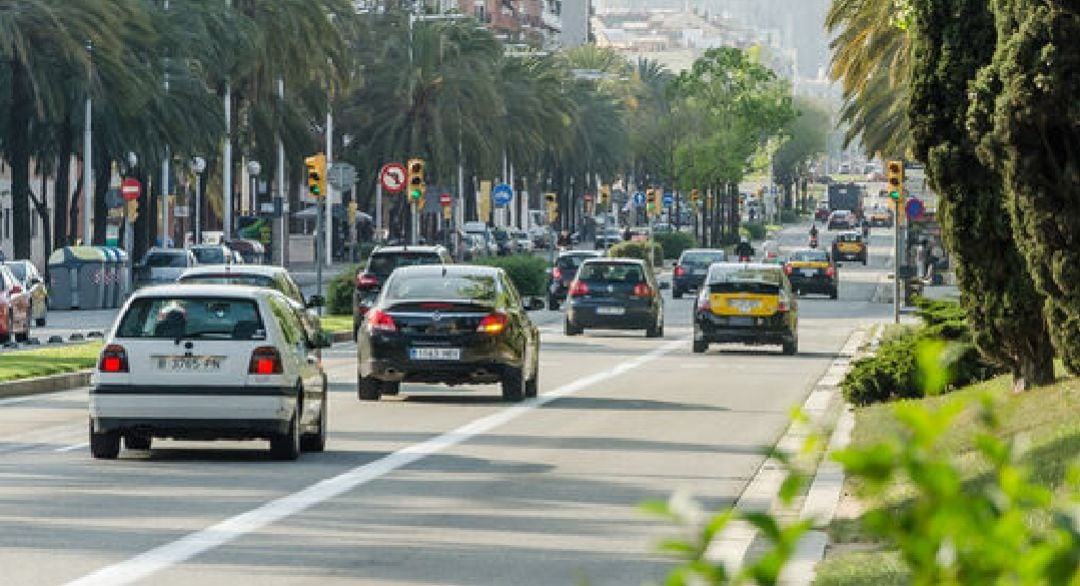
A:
556 230 571 249
809 223 819 248
734 237 755 261
861 218 870 239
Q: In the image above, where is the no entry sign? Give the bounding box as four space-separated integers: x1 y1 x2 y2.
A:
121 178 142 201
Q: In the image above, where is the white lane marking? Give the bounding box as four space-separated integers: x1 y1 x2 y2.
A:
65 339 685 586
55 442 89 453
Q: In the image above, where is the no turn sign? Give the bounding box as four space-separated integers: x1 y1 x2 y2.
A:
380 163 407 193
121 178 142 201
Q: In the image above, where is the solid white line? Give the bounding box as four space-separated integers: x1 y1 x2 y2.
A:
64 339 685 586
55 442 89 453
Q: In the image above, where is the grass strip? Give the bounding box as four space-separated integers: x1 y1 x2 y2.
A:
0 342 102 383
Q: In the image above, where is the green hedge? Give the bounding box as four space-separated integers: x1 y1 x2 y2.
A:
475 254 549 296
607 240 663 267
741 222 767 241
841 299 1000 406
779 209 804 224
652 231 698 260
327 264 361 314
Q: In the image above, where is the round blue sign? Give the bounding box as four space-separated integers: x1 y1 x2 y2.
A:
492 183 513 205
662 192 674 207
633 192 645 207
905 197 924 220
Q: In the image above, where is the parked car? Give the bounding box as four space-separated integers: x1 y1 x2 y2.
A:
135 248 198 287
692 263 798 355
4 260 47 326
564 258 664 337
784 249 838 299
353 246 453 338
547 250 602 310
672 249 728 299
88 284 332 459
356 265 542 402
0 265 31 343
189 244 236 266
831 231 868 264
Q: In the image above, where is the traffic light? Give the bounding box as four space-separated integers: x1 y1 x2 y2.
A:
407 158 426 203
304 154 327 198
690 188 700 206
646 188 658 215
545 192 558 224
599 184 610 207
886 160 904 200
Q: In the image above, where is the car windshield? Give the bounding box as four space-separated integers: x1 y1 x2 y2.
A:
838 233 862 242
791 251 829 262
682 252 727 267
191 248 225 264
707 266 782 294
147 253 189 268
116 297 266 340
5 263 26 281
385 274 496 303
178 274 274 288
578 262 645 283
367 253 441 277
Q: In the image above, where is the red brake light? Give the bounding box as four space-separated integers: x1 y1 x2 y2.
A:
249 346 283 375
778 295 792 312
356 273 380 288
10 285 22 294
697 292 711 312
420 302 453 310
552 267 563 281
783 264 793 275
99 344 129 373
569 281 589 297
826 266 836 278
632 283 653 298
673 265 686 277
477 313 508 335
367 309 397 333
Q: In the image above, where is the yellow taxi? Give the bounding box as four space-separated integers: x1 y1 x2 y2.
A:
784 249 838 298
692 263 798 355
867 207 894 227
831 231 868 265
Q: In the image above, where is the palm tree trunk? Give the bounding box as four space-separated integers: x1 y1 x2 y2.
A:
9 50 33 259
54 118 74 249
93 151 109 245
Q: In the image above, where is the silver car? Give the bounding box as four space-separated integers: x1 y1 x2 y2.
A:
136 248 198 287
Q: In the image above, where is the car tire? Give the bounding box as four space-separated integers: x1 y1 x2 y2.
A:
357 374 382 401
862 255 868 265
35 310 46 327
692 339 708 354
782 338 798 356
830 288 839 300
548 297 560 311
300 395 327 453
270 411 301 461
525 359 539 399
89 421 120 460
124 434 151 451
381 380 401 396
672 288 683 299
501 365 525 402
564 317 582 336
646 317 664 338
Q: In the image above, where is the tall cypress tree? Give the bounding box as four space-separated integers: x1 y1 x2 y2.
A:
970 0 1080 375
908 0 1054 390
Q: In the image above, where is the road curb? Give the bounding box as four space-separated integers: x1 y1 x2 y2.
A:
0 370 92 400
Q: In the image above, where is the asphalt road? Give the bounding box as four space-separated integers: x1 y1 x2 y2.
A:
0 223 892 586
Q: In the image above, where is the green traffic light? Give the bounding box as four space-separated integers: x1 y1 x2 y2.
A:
310 186 320 196
890 190 901 200
410 189 422 200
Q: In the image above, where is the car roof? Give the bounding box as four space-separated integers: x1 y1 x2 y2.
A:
390 264 500 278
371 245 444 254
557 250 601 258
147 248 187 255
189 244 229 250
681 248 726 255
710 262 782 272
179 264 289 278
581 257 646 265
129 283 275 300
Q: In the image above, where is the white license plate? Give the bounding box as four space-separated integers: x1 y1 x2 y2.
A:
693 269 706 275
730 300 761 313
802 269 818 277
596 307 626 316
155 356 223 372
727 316 755 326
409 347 461 361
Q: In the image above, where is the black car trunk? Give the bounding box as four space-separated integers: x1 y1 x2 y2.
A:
385 301 494 341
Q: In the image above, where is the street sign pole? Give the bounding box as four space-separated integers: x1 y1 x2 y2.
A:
316 197 324 316
894 196 902 324
376 181 383 243
411 202 419 246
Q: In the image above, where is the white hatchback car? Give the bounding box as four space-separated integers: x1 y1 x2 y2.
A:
89 284 331 460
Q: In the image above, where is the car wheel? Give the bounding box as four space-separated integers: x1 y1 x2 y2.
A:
525 357 539 398
124 434 152 451
301 395 327 453
862 256 868 265
672 288 683 299
270 411 301 460
381 380 401 396
646 316 664 338
782 338 798 356
564 317 582 336
357 374 382 401
692 339 708 354
548 297 560 311
89 421 120 460
501 365 525 402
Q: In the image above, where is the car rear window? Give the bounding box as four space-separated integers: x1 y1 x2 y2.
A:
791 251 829 262
384 274 496 303
681 252 727 267
178 274 274 288
367 253 441 276
707 266 782 294
578 263 645 283
5 263 26 281
191 248 226 264
147 253 189 268
837 233 862 242
116 297 266 340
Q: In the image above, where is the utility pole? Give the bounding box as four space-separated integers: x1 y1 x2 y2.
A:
325 110 333 267
83 41 93 245
161 0 170 248
222 0 233 241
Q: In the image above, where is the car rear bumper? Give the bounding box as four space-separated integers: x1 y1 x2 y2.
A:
694 312 794 345
567 304 657 329
359 335 521 385
834 250 865 260
673 275 707 291
789 275 836 292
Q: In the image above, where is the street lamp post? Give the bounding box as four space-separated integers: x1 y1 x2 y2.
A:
190 157 206 245
247 160 262 217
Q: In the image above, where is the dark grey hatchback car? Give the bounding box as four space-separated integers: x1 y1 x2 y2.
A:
564 258 664 337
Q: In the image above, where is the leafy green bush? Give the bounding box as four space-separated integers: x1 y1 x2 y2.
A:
607 240 663 267
741 222 767 241
326 264 361 315
652 231 698 259
475 254 548 296
780 209 804 224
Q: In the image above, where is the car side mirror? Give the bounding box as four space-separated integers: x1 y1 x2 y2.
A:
527 296 546 311
311 331 333 348
306 295 325 309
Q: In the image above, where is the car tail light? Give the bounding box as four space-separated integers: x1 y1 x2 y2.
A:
569 281 589 297
697 292 711 312
477 313 508 335
367 309 397 333
552 267 563 281
673 265 686 277
783 264 793 276
778 295 791 312
826 266 836 278
632 283 653 298
98 344 129 373
355 273 379 288
249 346 284 375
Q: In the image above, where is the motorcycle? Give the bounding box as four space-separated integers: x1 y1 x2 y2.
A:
809 235 819 249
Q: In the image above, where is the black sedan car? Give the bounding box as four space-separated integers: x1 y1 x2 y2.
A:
672 248 727 299
352 245 453 337
564 258 664 337
547 250 602 310
356 265 542 402
784 249 838 298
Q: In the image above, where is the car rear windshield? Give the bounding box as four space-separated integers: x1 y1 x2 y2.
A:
116 297 266 340
5 263 26 281
791 251 829 262
837 233 862 242
707 267 782 294
178 274 274 288
147 253 189 268
578 262 645 283
385 274 497 303
191 248 226 264
556 255 593 271
681 252 727 267
367 253 441 277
